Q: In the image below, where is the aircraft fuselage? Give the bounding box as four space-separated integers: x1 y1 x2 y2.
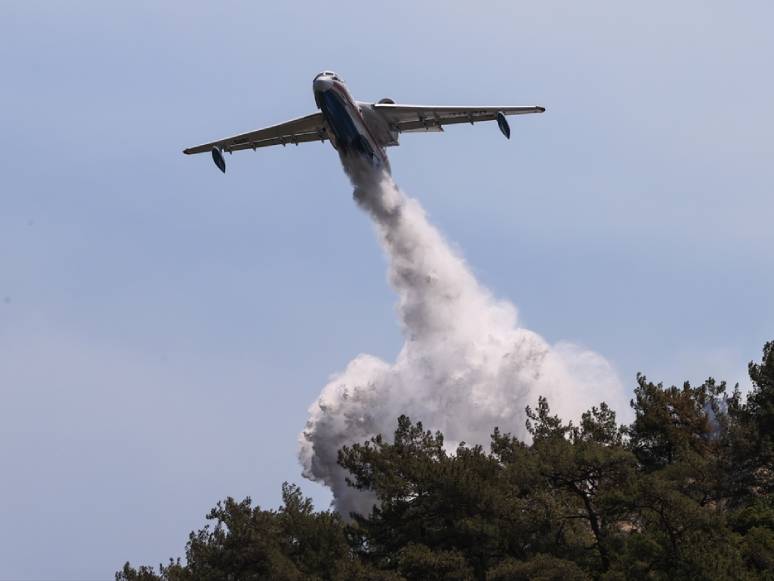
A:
313 72 392 174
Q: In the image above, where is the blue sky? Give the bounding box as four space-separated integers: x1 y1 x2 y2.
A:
1 1 772 579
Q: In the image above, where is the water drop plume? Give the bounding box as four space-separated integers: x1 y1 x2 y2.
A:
300 168 625 516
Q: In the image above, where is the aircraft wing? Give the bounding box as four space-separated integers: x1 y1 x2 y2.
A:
373 103 545 133
183 112 327 155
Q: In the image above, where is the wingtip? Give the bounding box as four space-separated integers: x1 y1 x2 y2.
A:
183 148 192 155
538 106 546 113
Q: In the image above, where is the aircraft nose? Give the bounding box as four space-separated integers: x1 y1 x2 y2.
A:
314 76 333 92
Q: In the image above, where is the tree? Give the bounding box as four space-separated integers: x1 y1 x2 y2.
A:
727 341 774 498
523 398 637 573
339 415 503 579
118 484 354 581
627 375 729 469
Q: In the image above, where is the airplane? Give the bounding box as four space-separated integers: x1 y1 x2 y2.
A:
183 71 545 175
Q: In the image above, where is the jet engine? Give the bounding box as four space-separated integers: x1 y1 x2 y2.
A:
211 147 226 173
496 112 511 139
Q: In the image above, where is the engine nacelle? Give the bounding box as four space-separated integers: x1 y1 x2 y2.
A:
496 111 511 139
211 147 226 173
377 98 395 104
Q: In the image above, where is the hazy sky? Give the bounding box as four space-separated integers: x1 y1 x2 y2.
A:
1 1 772 579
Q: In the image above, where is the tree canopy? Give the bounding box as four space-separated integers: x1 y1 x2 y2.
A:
119 341 774 580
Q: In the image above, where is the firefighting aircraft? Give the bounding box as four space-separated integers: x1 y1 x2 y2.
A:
183 71 545 174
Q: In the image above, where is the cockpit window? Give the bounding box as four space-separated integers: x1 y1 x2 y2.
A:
315 71 343 83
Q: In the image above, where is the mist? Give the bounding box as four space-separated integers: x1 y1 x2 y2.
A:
300 169 626 516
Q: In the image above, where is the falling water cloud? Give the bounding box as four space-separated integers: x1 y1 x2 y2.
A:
300 169 626 516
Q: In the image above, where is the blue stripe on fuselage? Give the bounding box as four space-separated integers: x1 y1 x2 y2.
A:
315 87 390 173
317 89 361 149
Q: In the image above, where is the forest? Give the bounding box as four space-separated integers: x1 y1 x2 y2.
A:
118 341 774 580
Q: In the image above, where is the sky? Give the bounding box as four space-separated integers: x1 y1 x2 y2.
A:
1 1 772 579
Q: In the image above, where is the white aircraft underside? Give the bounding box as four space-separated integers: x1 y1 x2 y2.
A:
183 71 545 175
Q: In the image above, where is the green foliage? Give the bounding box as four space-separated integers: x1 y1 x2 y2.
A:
487 554 590 581
741 526 774 576
729 341 774 498
627 374 727 469
396 544 473 580
117 483 353 581
119 341 774 581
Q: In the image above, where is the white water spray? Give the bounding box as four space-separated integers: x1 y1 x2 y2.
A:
300 169 625 516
